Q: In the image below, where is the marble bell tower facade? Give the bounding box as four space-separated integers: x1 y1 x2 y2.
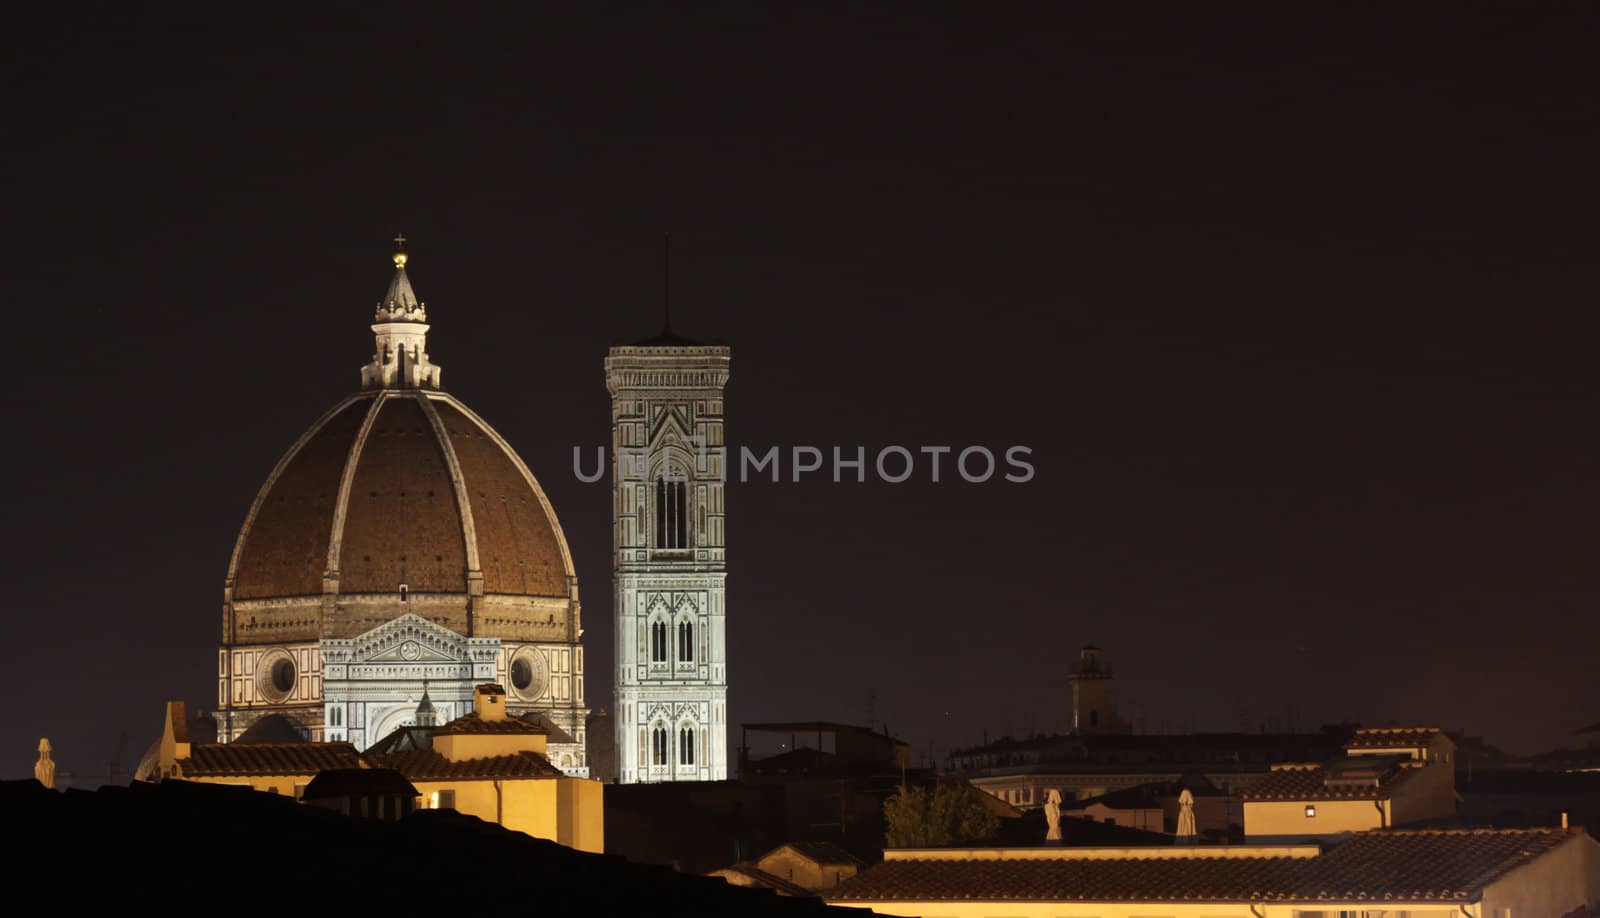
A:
605 339 731 783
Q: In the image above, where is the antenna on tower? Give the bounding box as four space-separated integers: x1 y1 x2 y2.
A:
662 232 673 336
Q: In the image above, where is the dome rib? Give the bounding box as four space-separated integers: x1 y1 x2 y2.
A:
414 391 483 580
323 391 386 581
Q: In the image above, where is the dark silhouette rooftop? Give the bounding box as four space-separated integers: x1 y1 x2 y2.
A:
4 778 859 911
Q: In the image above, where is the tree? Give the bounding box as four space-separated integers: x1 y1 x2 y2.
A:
883 781 1001 848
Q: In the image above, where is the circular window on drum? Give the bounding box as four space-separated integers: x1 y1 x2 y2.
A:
256 648 297 704
508 646 549 702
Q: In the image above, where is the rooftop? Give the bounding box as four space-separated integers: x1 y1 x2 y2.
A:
1243 758 1423 801
434 711 548 736
712 862 814 897
4 779 854 912
772 840 863 867
181 742 363 777
1347 726 1445 749
829 828 1585 904
366 749 563 781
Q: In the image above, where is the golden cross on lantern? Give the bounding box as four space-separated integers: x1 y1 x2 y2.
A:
392 233 408 267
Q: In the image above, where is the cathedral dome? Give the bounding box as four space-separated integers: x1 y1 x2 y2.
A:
222 240 577 645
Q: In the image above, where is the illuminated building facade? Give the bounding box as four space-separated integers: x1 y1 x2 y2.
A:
215 241 589 774
606 332 731 782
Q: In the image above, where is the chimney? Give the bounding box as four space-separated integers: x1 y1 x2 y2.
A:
473 684 507 722
160 701 192 777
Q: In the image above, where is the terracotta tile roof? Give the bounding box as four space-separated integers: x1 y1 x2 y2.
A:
1303 828 1579 902
1347 727 1443 749
1243 759 1421 801
832 850 1305 902
434 712 548 736
181 742 363 777
365 749 562 781
829 828 1584 904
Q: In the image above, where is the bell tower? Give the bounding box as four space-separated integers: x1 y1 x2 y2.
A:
606 331 731 783
1069 645 1129 735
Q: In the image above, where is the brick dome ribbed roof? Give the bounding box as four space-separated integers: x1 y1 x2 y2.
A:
226 389 573 608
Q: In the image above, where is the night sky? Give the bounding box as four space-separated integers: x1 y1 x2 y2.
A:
5 6 1599 781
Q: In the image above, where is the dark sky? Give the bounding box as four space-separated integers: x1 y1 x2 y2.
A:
4 5 1598 781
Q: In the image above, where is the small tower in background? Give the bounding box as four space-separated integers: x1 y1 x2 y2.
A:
415 680 437 728
1069 645 1129 735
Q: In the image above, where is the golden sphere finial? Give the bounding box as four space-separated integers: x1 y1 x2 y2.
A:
392 232 408 268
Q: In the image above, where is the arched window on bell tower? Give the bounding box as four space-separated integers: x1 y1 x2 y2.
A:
651 620 668 663
677 619 693 663
655 476 687 549
679 725 696 765
651 725 668 766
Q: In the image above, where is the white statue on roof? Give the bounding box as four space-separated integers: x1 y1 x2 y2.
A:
1044 788 1063 843
1177 788 1197 839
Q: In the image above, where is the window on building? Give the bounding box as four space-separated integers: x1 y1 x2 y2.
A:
680 727 695 765
436 789 455 810
655 477 687 549
399 583 409 603
651 621 667 663
652 726 668 765
678 620 693 662
1305 805 1317 818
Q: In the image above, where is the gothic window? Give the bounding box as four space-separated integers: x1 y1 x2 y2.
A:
679 727 695 766
652 726 668 765
651 621 667 663
677 620 693 663
655 476 687 549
